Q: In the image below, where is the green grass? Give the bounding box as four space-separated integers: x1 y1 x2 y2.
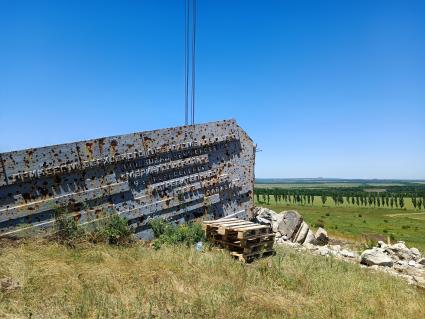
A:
149 219 205 249
1 240 424 318
256 198 425 251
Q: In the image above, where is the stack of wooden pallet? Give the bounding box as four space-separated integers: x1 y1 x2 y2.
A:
202 218 275 263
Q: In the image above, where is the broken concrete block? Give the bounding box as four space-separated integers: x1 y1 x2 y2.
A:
277 210 303 240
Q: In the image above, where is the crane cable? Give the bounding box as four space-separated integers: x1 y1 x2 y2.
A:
184 0 189 125
184 0 196 125
191 0 196 125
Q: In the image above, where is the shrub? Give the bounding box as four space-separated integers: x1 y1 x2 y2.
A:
149 219 205 249
358 214 362 218
383 229 388 233
101 214 133 245
150 218 168 238
54 209 84 245
54 207 133 246
401 225 410 230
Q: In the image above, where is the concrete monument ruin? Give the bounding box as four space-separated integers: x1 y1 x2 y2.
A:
0 119 255 239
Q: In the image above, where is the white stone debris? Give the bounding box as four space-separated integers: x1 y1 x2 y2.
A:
254 207 329 246
254 207 283 233
361 248 394 267
254 207 425 288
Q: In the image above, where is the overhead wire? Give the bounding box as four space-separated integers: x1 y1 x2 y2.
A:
184 0 196 125
191 0 196 125
184 0 189 125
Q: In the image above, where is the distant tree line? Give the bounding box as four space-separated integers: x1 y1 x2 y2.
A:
254 186 425 210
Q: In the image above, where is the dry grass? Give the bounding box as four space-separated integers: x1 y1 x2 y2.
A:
0 240 424 318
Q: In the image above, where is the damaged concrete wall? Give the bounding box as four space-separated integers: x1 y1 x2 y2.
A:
0 119 255 239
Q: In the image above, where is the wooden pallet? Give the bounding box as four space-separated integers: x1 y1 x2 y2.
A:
204 219 270 239
214 240 274 254
203 218 275 263
231 250 276 263
208 233 275 246
202 218 251 232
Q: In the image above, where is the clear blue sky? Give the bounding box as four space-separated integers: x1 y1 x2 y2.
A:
1 0 424 179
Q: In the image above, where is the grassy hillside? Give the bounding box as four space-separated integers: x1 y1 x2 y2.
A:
1 240 425 318
256 199 425 251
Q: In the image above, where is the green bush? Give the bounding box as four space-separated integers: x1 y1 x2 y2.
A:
150 218 168 238
55 209 84 245
149 219 205 249
54 207 133 246
101 214 133 245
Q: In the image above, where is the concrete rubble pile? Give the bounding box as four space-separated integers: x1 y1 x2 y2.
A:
360 241 425 287
254 207 329 246
254 207 425 288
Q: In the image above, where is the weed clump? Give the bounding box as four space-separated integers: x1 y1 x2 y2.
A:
54 208 133 246
54 209 84 245
149 218 204 249
363 239 378 250
101 214 133 245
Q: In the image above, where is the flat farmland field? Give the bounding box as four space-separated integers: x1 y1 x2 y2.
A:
254 180 425 251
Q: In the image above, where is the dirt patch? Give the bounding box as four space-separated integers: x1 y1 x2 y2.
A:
384 212 425 221
0 237 29 249
385 212 425 217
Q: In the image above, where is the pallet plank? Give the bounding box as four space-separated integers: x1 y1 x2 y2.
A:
202 218 275 263
230 250 276 263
